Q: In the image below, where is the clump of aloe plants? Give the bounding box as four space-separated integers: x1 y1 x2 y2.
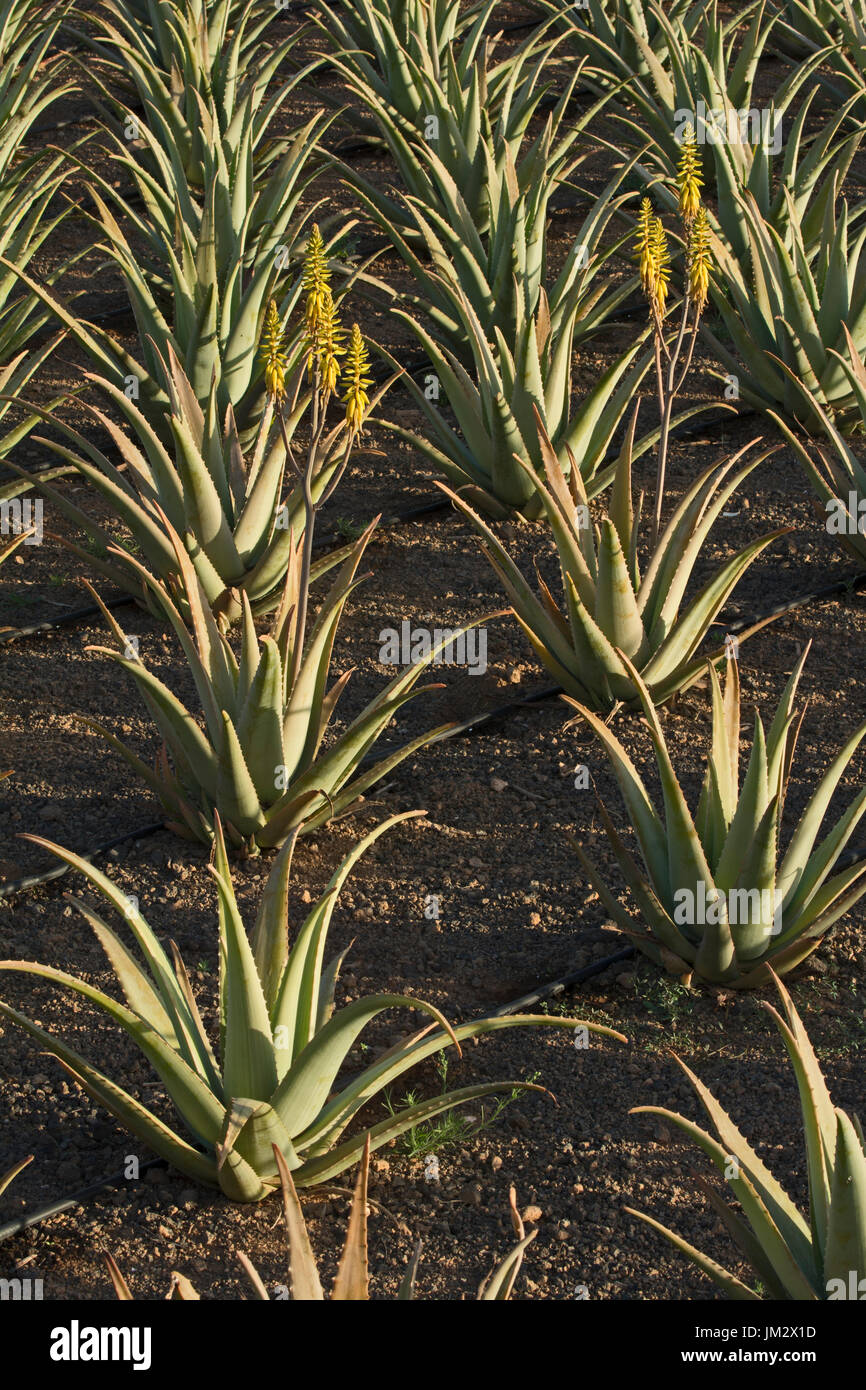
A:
440 410 782 712
77 235 476 849
14 227 391 625
83 508 464 850
0 815 625 1200
570 647 866 987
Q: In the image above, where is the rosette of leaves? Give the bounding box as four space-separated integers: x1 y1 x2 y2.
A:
383 279 658 518
0 814 625 1200
584 0 825 199
315 0 484 124
1 107 354 454
568 647 866 987
74 0 295 186
438 410 782 708
357 139 640 364
329 11 591 242
542 0 702 84
81 514 480 850
703 185 866 429
9 332 387 621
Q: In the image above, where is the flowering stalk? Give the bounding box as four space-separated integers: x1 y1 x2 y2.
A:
640 127 711 545
261 228 373 691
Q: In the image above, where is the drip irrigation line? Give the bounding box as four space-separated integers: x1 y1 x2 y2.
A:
718 567 866 636
358 682 563 771
0 820 164 899
425 681 563 743
485 946 636 1018
0 594 136 647
0 684 564 902
0 1157 169 1244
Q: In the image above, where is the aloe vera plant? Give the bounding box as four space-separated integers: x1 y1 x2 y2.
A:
546 0 701 81
626 972 866 1299
704 185 866 428
2 101 348 451
703 91 866 268
384 283 657 518
359 140 639 363
9 337 385 620
0 815 624 1200
589 0 822 197
770 326 866 565
82 513 473 849
329 11 589 241
78 0 295 185
569 647 866 987
315 0 504 143
440 414 782 708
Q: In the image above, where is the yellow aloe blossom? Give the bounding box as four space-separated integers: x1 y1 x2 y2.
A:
650 216 671 314
676 126 703 224
688 206 712 313
314 293 345 393
301 223 345 390
260 298 288 403
343 323 373 431
302 223 331 336
635 197 656 300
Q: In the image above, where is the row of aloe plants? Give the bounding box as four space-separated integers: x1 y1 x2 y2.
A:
0 0 864 1304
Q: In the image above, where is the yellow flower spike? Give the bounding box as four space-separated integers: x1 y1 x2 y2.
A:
315 292 346 394
635 197 656 302
650 216 670 315
260 298 288 404
343 323 373 431
676 125 703 225
302 223 332 338
301 223 346 389
688 206 712 314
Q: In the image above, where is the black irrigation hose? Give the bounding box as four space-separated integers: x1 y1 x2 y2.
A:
356 682 562 773
0 1157 169 1244
719 568 866 636
0 684 563 901
486 946 636 1018
0 594 136 647
0 819 164 899
426 681 563 742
